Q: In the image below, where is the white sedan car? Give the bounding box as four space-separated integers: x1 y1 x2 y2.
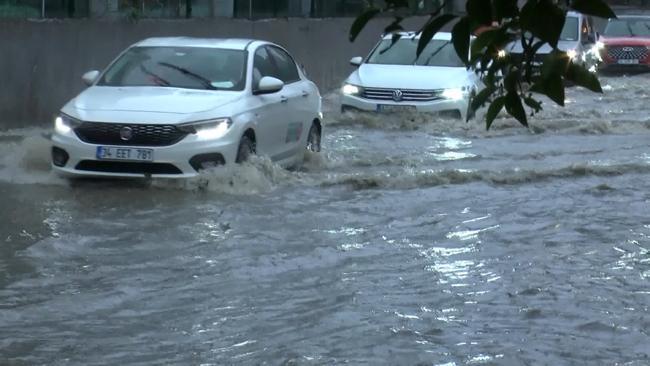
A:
341 32 481 120
52 37 322 178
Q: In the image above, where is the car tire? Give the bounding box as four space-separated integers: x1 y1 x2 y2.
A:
235 136 255 163
306 123 321 153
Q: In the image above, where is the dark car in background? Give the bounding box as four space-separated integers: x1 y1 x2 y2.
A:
597 15 650 73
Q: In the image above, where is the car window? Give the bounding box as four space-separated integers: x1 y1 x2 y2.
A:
604 18 650 37
99 47 247 91
252 47 279 87
267 46 300 83
366 38 464 67
560 17 579 41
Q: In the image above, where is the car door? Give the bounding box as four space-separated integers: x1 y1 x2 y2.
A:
266 46 313 160
251 46 286 159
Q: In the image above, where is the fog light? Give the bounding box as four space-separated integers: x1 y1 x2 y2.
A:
52 146 69 167
189 153 226 171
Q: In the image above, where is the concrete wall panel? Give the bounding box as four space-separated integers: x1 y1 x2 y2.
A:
0 17 427 127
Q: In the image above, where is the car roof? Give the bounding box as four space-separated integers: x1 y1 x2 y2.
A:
134 37 258 50
381 31 452 41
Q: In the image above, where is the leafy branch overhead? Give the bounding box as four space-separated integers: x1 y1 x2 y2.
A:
349 0 616 129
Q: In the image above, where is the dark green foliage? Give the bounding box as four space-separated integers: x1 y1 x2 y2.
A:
349 0 615 130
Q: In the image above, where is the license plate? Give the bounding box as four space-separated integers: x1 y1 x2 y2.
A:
377 105 415 113
96 146 154 161
618 59 639 65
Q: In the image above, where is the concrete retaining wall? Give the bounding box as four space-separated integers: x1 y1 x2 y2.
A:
0 17 426 128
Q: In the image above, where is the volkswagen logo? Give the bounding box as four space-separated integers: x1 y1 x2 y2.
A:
120 126 133 141
622 47 634 52
392 89 404 102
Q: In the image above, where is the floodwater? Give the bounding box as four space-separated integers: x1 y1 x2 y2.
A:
1 76 649 365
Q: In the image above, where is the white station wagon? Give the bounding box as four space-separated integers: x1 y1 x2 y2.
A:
341 32 482 120
51 37 322 178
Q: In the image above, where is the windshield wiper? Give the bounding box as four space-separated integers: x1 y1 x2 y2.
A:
419 41 451 66
139 65 171 86
157 62 217 90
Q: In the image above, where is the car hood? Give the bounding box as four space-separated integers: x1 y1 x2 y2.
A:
507 40 580 54
600 36 650 46
73 86 242 114
350 64 473 89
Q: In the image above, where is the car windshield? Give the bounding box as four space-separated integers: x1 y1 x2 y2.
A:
604 18 650 37
560 17 579 41
366 38 464 67
98 47 247 91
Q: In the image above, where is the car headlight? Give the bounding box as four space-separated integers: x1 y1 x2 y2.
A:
497 49 507 59
441 87 466 101
566 49 578 60
179 118 232 140
342 83 362 96
595 41 605 50
54 114 81 135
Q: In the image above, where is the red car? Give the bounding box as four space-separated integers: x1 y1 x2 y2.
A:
598 15 650 72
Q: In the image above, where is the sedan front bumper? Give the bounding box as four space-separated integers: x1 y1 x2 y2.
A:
51 128 240 179
340 94 469 120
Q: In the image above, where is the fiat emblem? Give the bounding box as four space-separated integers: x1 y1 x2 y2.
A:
120 126 133 141
622 47 634 52
392 89 404 102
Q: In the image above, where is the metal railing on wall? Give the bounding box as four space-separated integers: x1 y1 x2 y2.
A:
0 0 89 18
0 0 448 19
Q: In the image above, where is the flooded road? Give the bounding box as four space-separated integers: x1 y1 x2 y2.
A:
1 75 649 365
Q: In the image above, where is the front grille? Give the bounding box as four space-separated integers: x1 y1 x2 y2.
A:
607 46 648 60
74 122 188 147
362 87 443 102
75 160 183 175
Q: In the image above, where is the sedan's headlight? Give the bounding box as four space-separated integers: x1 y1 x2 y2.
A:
179 118 232 140
566 49 578 60
342 83 363 96
441 87 466 101
497 49 507 59
595 41 605 50
54 114 81 135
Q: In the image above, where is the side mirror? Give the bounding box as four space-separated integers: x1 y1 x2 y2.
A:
82 70 100 86
254 76 284 95
350 56 363 67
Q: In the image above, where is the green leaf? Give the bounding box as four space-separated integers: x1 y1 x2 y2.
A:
571 0 616 19
452 17 471 65
505 92 528 126
470 28 496 59
384 17 404 34
350 8 380 42
417 14 457 56
540 50 571 79
530 74 565 106
486 96 506 130
466 0 492 26
520 0 565 48
469 85 496 120
565 63 602 93
494 0 518 21
523 95 543 113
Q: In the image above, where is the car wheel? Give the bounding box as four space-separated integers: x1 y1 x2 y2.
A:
235 136 255 163
306 123 321 153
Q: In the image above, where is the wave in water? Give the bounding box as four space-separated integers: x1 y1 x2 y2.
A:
318 162 650 191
